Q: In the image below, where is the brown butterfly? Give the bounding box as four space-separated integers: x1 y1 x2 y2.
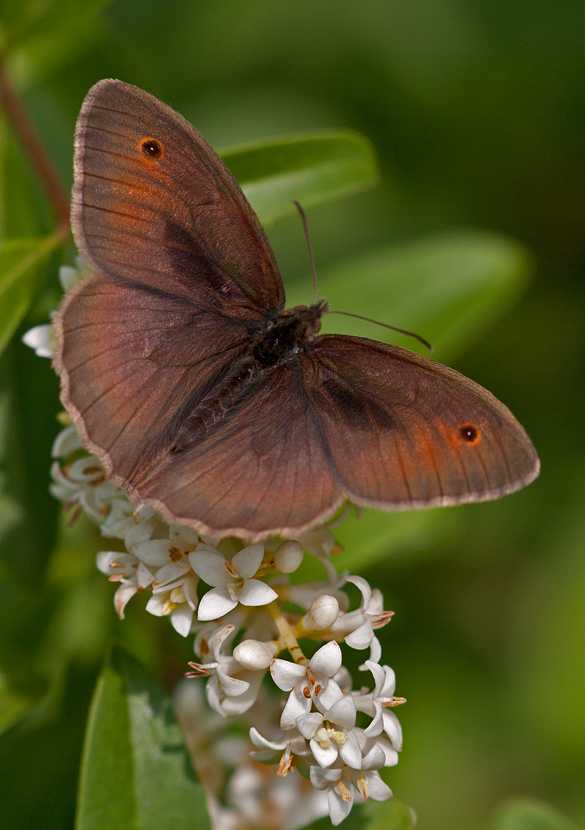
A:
53 79 539 542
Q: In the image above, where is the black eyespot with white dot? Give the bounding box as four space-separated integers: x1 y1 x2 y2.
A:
459 423 480 444
140 137 164 159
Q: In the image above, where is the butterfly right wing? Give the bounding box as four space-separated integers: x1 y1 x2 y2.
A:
53 273 253 489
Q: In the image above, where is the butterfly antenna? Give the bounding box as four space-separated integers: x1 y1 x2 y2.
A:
292 199 319 305
325 310 434 352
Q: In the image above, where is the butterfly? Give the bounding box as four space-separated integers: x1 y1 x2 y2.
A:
53 79 539 542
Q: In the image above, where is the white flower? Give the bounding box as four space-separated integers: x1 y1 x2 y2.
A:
137 524 200 636
22 323 54 357
249 725 312 774
329 575 393 663
309 744 392 825
353 661 404 750
188 625 265 716
51 425 83 458
50 456 120 525
296 695 362 770
272 641 344 729
96 550 155 618
59 260 86 291
190 543 278 621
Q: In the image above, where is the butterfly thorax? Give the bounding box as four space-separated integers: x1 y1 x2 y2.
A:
172 301 327 451
251 300 327 369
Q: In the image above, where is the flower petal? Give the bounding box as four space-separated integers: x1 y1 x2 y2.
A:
296 712 324 740
171 604 194 637
310 640 342 677
197 587 238 620
310 737 339 768
365 772 392 801
325 695 357 729
339 729 362 769
22 324 53 357
232 543 264 578
133 539 173 567
270 658 307 691
328 786 354 827
345 619 374 650
238 578 278 607
280 688 312 730
309 764 342 789
382 710 403 751
189 548 231 586
114 583 138 619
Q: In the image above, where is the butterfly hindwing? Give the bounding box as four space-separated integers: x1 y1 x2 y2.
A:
135 364 343 540
304 335 540 509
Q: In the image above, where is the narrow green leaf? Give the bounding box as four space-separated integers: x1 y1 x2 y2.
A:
288 230 534 569
0 235 58 356
221 130 379 225
76 646 210 830
490 799 581 830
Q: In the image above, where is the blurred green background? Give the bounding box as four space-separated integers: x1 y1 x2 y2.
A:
1 1 584 829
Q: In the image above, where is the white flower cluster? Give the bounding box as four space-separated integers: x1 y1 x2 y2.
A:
25 263 405 827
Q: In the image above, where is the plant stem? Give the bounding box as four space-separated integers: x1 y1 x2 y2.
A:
0 61 70 242
268 601 307 665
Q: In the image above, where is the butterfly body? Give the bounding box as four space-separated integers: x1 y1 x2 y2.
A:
53 80 539 541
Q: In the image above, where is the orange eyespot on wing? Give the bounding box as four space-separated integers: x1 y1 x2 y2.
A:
139 137 164 159
457 423 481 445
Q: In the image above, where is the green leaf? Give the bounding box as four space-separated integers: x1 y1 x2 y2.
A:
306 799 415 830
490 799 581 830
221 130 379 225
0 670 33 735
76 646 210 830
364 798 417 830
288 230 534 569
0 235 59 357
289 229 533 360
1 0 112 77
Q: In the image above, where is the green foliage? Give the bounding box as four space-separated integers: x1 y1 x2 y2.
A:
0 235 59 355
490 799 581 830
223 129 379 225
77 647 209 830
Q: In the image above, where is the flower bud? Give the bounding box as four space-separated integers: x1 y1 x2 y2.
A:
302 594 340 630
233 639 277 670
274 540 304 573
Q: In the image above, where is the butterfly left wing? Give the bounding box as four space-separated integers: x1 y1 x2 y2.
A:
303 335 540 510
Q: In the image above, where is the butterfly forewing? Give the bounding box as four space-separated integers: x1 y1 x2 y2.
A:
72 79 285 317
305 335 540 509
